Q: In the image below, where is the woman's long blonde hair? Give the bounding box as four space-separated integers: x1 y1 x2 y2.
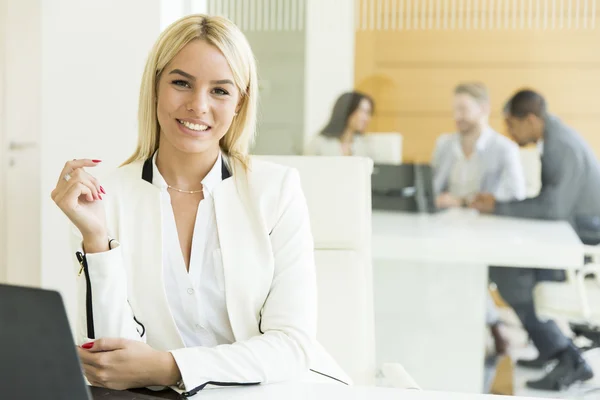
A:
122 14 258 170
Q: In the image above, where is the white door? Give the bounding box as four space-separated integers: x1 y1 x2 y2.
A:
1 0 42 287
0 0 6 283
0 0 9 284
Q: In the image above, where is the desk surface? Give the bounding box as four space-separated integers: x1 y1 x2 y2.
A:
373 209 583 269
176 383 552 399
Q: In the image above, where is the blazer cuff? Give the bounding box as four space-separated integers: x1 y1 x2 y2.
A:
83 240 124 279
169 347 262 393
170 348 212 392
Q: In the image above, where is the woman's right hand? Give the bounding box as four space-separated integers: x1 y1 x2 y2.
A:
51 159 108 250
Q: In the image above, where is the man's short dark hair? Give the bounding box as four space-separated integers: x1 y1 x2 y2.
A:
506 89 547 119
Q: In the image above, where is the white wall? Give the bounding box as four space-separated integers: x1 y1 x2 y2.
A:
304 0 355 147
39 0 161 323
159 0 208 30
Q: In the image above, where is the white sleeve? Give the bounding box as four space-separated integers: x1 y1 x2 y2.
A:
72 233 146 344
494 144 527 202
170 169 318 396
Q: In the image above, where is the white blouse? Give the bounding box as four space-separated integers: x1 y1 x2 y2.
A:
152 152 234 348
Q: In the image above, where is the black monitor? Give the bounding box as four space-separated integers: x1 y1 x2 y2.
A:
371 163 437 213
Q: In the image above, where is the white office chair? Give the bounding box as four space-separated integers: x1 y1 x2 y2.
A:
535 246 600 325
363 132 403 165
519 147 542 198
256 155 418 389
534 247 600 397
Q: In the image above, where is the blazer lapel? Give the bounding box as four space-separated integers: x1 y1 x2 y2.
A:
213 161 273 341
123 159 185 349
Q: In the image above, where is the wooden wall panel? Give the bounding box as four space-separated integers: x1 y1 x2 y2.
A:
360 67 600 115
355 0 600 162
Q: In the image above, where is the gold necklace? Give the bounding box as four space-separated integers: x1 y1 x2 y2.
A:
167 185 203 194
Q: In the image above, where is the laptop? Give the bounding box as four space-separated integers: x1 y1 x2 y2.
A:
371 163 438 213
0 284 172 400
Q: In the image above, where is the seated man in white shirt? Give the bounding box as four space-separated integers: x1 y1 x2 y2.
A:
432 82 527 358
433 82 526 207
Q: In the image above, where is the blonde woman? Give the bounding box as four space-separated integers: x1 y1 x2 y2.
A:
51 15 348 396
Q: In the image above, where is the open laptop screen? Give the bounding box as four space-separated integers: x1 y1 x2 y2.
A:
0 284 92 399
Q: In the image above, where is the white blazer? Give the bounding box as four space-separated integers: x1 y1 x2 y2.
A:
72 155 350 396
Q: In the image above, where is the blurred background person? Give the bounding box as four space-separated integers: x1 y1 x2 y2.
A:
433 82 525 209
305 91 374 156
472 89 600 391
432 82 523 363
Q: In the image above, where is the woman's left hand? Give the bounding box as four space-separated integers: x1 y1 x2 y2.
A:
77 338 181 390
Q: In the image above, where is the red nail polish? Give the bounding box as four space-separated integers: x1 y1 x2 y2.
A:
100 186 106 194
82 342 94 349
92 159 102 163
99 194 103 200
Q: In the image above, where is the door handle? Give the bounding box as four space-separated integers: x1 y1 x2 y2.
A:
9 141 37 151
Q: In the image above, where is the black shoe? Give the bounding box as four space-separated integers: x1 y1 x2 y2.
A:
525 347 594 391
517 355 554 369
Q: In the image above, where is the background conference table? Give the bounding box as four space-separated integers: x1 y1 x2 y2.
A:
372 209 583 393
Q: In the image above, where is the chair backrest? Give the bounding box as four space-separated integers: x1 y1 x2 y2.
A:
364 132 403 165
519 147 542 198
256 155 376 385
535 253 600 323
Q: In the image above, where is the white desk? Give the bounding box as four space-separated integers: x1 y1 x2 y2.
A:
374 209 582 269
372 209 583 393
193 382 550 399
